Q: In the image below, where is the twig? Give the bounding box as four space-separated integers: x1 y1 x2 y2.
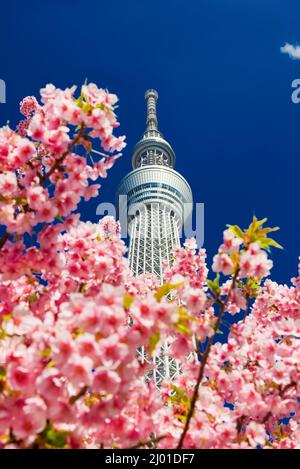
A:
129 434 166 449
69 385 88 404
244 292 250 320
0 231 10 250
260 381 296 425
176 271 239 449
40 124 86 184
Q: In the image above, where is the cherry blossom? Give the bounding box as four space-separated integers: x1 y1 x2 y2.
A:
0 85 299 450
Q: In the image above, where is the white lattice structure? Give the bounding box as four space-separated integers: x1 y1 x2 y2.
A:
117 90 193 387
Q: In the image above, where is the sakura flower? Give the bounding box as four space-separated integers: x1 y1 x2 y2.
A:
6 363 34 393
64 355 93 391
0 172 18 196
220 229 242 254
36 368 67 402
182 288 206 313
13 397 47 442
245 422 267 447
92 367 121 395
98 334 128 367
212 253 234 276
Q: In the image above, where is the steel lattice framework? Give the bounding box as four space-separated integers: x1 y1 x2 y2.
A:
117 90 193 387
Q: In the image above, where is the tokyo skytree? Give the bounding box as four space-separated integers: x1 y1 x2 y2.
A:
117 89 193 386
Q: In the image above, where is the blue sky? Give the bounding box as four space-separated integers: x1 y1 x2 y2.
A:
0 0 299 284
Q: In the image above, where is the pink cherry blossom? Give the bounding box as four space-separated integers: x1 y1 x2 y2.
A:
0 84 298 450
212 253 234 275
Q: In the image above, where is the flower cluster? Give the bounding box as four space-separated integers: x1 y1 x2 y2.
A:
0 83 125 235
0 85 299 449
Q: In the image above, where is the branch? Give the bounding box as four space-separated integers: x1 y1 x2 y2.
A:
0 231 10 250
244 292 250 320
176 270 239 449
261 381 296 425
69 385 88 404
129 434 166 449
40 124 86 184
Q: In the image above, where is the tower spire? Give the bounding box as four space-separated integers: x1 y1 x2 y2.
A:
145 89 159 132
131 89 176 169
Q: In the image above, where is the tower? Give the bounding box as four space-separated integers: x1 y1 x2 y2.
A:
117 90 193 386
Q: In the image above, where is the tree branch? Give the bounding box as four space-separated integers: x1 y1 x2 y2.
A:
176 271 239 449
0 231 10 250
40 124 86 184
129 434 166 449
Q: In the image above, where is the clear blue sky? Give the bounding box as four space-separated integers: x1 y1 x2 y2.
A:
0 0 299 284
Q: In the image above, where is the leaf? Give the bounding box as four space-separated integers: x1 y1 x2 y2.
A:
0 366 5 377
14 196 28 206
227 225 244 239
170 385 187 400
2 314 12 322
207 274 220 296
40 421 70 449
175 322 191 335
46 360 56 368
177 414 187 422
244 216 282 251
38 347 51 358
154 282 182 302
148 332 160 354
174 307 193 335
230 251 240 268
26 293 38 303
72 328 84 339
123 294 134 309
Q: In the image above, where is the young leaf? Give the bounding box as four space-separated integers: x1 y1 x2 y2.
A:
149 332 160 354
227 225 244 239
154 282 182 302
123 294 134 309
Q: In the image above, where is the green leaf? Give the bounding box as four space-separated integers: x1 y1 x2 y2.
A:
207 274 221 296
14 196 28 206
26 293 38 303
154 282 182 302
174 307 193 335
149 332 160 353
227 224 244 239
244 216 282 251
175 322 191 335
2 314 12 322
123 294 134 309
40 421 70 449
0 366 5 377
177 414 187 422
170 385 190 402
259 237 283 252
38 347 51 358
265 238 283 250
